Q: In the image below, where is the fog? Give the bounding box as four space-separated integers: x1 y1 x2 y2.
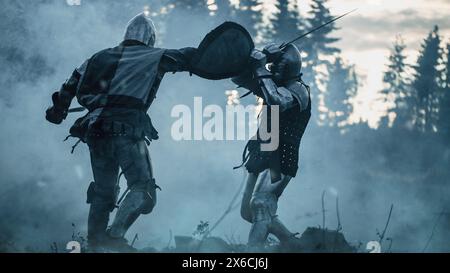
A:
1 0 449 252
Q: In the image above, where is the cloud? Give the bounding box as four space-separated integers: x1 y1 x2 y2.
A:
336 9 450 52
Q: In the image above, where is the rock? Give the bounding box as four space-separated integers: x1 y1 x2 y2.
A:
197 237 232 253
174 236 200 252
287 227 356 253
174 236 232 253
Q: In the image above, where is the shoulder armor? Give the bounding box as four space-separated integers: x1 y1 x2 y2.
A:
285 81 310 111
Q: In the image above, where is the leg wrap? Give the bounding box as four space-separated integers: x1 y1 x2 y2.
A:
248 219 270 247
241 192 253 223
240 172 258 223
248 192 278 246
108 181 157 238
86 181 119 245
132 179 157 215
87 202 112 245
86 181 120 211
250 192 277 223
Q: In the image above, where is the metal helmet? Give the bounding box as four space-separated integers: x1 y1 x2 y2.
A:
123 13 156 47
271 44 302 82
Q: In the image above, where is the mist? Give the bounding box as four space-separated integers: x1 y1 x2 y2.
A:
1 0 449 253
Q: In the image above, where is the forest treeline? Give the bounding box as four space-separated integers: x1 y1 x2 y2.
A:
183 1 449 134
157 0 450 174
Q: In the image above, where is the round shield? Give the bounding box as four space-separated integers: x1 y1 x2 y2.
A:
190 22 255 80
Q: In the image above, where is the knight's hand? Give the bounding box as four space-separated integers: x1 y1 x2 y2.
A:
250 49 271 78
46 92 68 124
263 43 283 63
46 105 67 124
249 49 267 69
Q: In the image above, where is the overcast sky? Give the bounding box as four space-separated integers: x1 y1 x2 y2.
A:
67 0 449 128
288 0 450 127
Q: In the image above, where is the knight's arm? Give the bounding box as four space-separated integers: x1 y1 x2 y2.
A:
45 60 88 124
257 78 297 112
159 47 197 73
250 50 297 112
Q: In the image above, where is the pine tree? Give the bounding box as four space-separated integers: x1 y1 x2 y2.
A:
271 0 304 44
254 0 279 44
324 57 358 129
233 0 262 39
164 0 213 45
302 0 340 68
301 0 341 125
171 0 210 14
411 26 443 133
438 43 450 140
213 0 233 22
380 36 412 129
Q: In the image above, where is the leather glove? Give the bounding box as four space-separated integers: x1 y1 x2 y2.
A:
45 92 67 124
46 106 67 124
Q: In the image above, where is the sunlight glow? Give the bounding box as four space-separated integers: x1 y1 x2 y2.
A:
143 5 150 17
292 0 450 128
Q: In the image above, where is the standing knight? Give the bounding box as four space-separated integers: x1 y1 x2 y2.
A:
45 13 199 252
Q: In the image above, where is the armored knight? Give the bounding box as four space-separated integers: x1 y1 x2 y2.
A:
233 43 311 249
45 13 199 252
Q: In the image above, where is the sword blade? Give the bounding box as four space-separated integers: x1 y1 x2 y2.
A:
280 8 357 49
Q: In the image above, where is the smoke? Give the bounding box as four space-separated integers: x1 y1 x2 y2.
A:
0 0 449 252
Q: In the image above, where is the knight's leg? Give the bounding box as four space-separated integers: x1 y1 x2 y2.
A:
87 139 120 248
108 138 157 240
269 217 297 242
248 170 274 247
265 171 298 243
240 172 258 223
